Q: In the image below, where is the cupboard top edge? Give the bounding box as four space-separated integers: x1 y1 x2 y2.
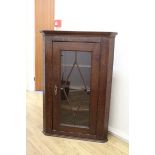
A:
41 30 117 37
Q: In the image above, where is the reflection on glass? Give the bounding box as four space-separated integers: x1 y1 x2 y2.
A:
60 51 91 127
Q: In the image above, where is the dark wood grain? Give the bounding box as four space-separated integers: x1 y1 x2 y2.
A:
43 36 53 134
104 38 115 136
96 38 110 140
42 31 117 142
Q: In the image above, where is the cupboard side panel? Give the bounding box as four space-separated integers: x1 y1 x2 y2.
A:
104 38 115 135
96 39 109 140
43 36 53 134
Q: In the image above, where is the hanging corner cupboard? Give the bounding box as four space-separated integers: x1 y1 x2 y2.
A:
41 30 117 142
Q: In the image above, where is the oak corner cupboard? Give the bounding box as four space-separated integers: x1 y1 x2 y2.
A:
41 30 117 142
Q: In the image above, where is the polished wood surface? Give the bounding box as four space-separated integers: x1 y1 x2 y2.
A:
27 91 128 155
35 0 54 90
42 31 117 141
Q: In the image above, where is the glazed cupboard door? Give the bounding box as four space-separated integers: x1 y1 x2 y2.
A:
52 42 100 136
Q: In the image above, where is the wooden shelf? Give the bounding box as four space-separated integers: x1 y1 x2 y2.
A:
61 104 89 112
62 64 91 68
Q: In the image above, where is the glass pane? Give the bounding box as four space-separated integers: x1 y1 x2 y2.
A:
60 51 91 127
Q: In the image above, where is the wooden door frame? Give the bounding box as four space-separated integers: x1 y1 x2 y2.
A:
35 0 55 90
52 42 100 135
